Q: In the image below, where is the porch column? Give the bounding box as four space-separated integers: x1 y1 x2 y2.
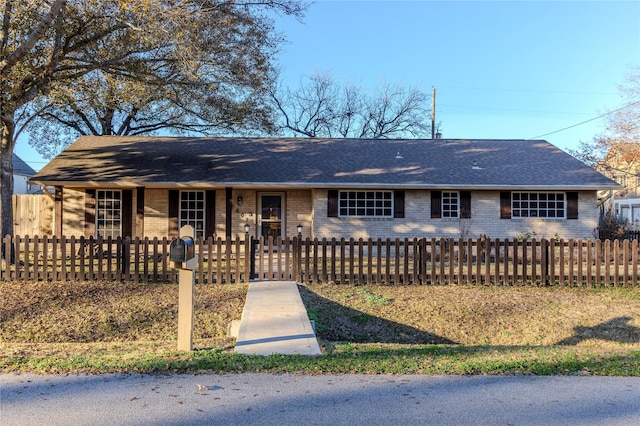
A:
54 186 62 237
225 187 233 238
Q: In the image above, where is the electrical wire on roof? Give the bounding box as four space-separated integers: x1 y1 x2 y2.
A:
528 100 640 140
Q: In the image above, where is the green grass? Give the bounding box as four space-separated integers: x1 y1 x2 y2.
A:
2 280 640 375
4 344 639 376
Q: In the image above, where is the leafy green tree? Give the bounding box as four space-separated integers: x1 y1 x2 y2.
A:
0 0 306 239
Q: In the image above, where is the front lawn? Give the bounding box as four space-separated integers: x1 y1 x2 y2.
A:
2 280 639 375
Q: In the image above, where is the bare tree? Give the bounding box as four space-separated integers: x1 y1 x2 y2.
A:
601 65 640 145
568 65 640 165
0 0 306 239
271 71 434 139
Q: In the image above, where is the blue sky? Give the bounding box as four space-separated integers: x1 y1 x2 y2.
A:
273 1 639 144
14 0 640 171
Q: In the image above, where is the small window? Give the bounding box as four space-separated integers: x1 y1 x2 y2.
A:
512 192 565 219
338 191 393 218
442 192 459 218
180 191 205 239
96 190 121 238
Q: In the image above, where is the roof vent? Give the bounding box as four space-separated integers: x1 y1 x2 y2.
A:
395 152 403 159
472 160 482 170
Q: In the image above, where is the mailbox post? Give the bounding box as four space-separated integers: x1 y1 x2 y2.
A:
170 225 198 351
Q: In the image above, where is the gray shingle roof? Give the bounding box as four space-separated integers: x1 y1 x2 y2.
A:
12 154 36 176
31 136 620 190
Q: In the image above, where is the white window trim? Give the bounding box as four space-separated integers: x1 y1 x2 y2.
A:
511 191 566 219
179 190 205 239
338 190 394 218
96 189 122 238
442 191 460 218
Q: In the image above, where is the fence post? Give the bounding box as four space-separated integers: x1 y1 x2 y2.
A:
2 234 13 266
292 236 297 282
122 237 131 280
244 236 251 282
296 235 302 283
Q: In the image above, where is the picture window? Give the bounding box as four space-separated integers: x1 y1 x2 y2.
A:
339 191 393 218
512 192 565 219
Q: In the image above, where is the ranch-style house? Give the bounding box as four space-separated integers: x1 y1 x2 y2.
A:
30 136 619 241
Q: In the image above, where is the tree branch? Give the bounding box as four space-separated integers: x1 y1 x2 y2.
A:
0 0 66 73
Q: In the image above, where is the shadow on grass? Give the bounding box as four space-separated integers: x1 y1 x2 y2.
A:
556 316 640 346
298 285 457 345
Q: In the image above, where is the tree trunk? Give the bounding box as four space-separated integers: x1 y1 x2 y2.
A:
1 115 15 241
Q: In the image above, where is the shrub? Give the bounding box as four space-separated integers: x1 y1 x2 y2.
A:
598 208 630 240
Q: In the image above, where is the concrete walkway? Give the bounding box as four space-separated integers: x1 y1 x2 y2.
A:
233 281 321 356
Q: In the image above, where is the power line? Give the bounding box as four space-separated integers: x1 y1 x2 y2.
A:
436 84 617 96
439 103 594 116
528 101 640 140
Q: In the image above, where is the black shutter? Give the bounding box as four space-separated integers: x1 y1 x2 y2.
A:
136 187 144 238
205 190 216 237
122 189 133 238
328 190 339 217
566 192 579 220
431 191 442 218
394 191 405 218
500 192 511 219
84 189 96 237
168 190 179 237
460 191 471 219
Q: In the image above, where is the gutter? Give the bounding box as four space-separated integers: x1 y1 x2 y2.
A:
28 180 622 192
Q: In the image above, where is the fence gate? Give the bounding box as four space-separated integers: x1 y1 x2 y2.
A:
249 236 298 281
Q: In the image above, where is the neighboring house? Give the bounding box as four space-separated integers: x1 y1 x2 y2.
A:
30 136 619 241
612 197 640 226
12 153 38 194
598 142 640 225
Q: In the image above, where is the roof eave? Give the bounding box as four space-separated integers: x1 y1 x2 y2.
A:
29 179 621 191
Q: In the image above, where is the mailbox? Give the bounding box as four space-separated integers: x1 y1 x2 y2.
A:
170 236 195 262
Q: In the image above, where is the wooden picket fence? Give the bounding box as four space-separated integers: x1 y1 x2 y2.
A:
1 235 640 286
0 235 252 284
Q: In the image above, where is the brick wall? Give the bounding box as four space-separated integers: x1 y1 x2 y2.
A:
61 188 85 238
226 189 313 238
143 188 169 237
313 189 599 240
59 187 598 240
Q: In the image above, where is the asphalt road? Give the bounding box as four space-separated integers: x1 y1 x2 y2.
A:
1 373 639 425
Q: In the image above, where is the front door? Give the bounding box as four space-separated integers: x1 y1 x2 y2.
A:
259 193 285 239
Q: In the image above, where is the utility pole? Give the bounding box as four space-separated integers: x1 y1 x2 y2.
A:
431 87 436 139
